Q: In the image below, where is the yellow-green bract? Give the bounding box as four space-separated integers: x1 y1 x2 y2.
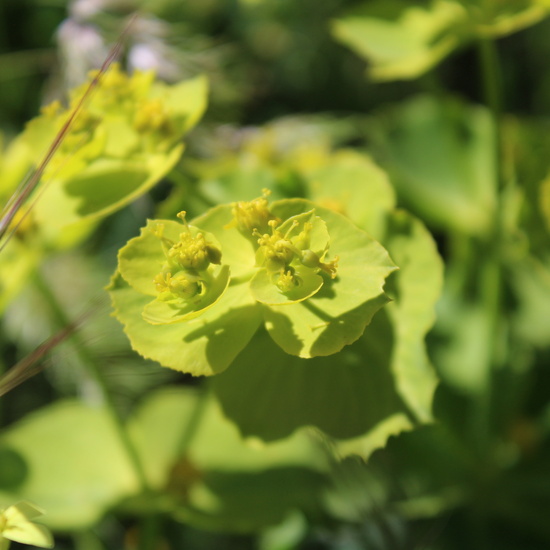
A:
0 63 207 246
108 197 397 376
0 64 208 312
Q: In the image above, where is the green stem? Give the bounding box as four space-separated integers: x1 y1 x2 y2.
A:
477 36 503 196
137 513 162 550
467 33 507 548
177 385 209 456
478 34 507 365
32 270 150 494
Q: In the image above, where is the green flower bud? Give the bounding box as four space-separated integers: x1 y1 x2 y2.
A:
153 271 202 302
300 249 339 278
254 222 297 273
168 231 221 271
150 212 224 307
253 210 339 288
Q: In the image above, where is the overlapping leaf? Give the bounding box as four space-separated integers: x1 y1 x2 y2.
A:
0 389 329 533
366 96 496 236
332 0 550 81
208 152 441 455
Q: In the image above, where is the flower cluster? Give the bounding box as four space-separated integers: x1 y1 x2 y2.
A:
109 195 397 375
152 212 222 302
0 62 207 243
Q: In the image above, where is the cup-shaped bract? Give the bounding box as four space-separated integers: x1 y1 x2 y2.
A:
117 216 230 325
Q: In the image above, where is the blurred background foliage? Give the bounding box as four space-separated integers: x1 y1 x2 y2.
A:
1 0 550 549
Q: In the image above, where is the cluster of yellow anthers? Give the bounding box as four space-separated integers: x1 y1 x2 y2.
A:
152 212 222 302
231 191 279 234
86 63 136 107
255 218 338 291
233 191 339 292
133 99 175 136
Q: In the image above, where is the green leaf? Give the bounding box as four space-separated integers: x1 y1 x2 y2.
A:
383 210 442 421
304 150 396 240
155 75 209 133
213 321 413 448
19 71 208 242
0 402 138 530
1 502 53 548
33 146 183 233
127 387 204 490
305 156 442 422
331 0 549 81
331 0 466 81
213 197 441 452
466 0 550 37
118 219 180 296
130 387 329 532
367 96 496 236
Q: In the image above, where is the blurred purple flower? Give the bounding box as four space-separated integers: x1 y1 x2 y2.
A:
56 19 108 87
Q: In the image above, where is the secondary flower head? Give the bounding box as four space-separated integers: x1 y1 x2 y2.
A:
231 189 280 235
0 502 53 549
